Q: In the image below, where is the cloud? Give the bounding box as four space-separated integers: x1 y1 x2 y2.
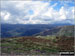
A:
1 1 74 24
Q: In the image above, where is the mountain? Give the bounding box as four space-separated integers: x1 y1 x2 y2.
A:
1 24 74 38
34 26 62 36
57 25 74 37
34 25 75 37
1 24 56 38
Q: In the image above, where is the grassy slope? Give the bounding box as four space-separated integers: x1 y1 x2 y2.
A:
1 36 59 55
1 36 74 55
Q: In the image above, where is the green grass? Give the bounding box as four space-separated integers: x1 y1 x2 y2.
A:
36 35 56 40
1 36 59 54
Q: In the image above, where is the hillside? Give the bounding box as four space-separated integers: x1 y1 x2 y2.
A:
1 36 74 55
1 24 74 38
1 24 56 38
1 36 59 55
34 26 62 36
34 25 75 37
57 25 75 37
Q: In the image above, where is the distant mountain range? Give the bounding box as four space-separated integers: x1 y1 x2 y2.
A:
1 24 55 38
1 24 75 38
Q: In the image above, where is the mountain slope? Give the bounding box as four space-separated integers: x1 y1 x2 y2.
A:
57 25 74 37
1 24 74 38
35 25 75 37
34 26 61 36
1 24 56 38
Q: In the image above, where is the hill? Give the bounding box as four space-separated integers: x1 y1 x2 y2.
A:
1 24 74 38
34 25 75 37
1 36 74 54
34 26 62 36
1 24 56 38
57 25 74 37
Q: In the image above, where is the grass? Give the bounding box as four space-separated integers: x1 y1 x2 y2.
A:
1 37 58 54
1 36 74 54
36 35 56 40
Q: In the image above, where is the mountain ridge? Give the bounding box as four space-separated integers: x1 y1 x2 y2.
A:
1 24 75 38
34 25 75 37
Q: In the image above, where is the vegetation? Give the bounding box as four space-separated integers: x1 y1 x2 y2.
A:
1 36 74 55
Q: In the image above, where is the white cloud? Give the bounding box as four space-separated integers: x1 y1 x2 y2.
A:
1 1 74 24
4 12 10 20
1 11 11 21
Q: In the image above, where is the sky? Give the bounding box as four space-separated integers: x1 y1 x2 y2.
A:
1 0 75 24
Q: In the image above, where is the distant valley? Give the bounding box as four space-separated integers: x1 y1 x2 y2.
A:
1 24 75 38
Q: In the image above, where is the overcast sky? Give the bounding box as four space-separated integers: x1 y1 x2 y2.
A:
1 0 75 24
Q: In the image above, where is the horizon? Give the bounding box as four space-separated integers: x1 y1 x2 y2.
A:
1 22 75 26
